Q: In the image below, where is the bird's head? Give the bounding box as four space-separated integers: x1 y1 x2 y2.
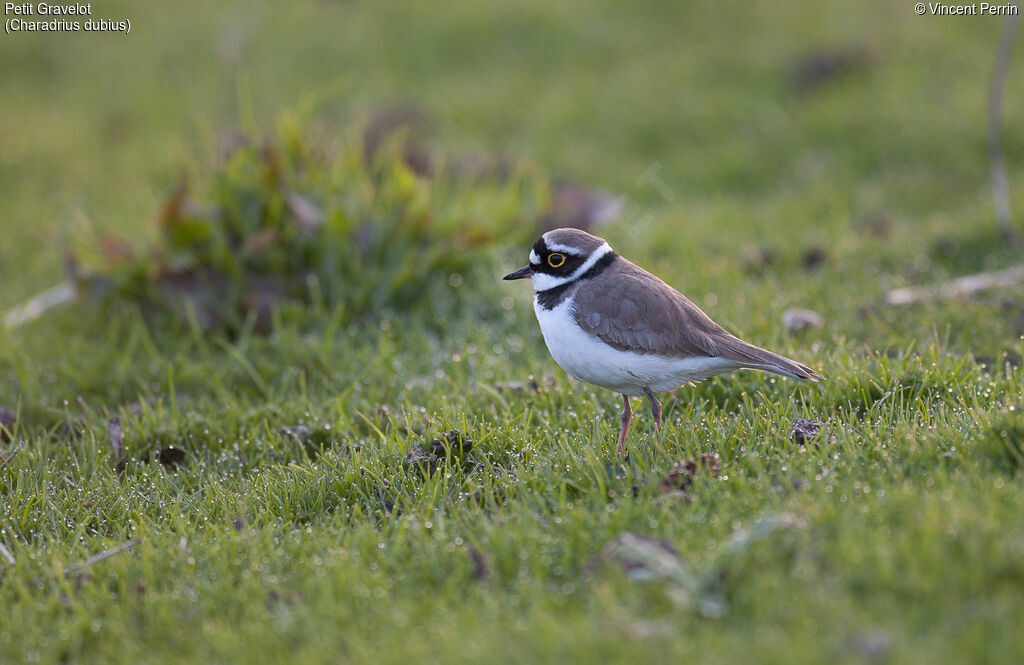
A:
503 228 613 291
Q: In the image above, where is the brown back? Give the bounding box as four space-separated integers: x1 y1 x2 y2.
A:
571 258 821 380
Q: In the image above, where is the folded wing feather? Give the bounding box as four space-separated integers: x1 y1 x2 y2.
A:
572 260 821 381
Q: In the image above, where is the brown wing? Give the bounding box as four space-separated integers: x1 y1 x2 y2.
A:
572 260 821 380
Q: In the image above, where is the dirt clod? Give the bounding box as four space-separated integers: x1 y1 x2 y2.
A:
429 430 472 457
405 443 436 467
801 246 827 271
791 418 824 445
405 430 473 473
157 445 186 468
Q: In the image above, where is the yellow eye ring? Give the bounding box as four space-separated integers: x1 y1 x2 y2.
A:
547 253 566 268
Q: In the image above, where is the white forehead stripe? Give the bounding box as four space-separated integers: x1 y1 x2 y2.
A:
543 240 585 255
529 249 540 264
530 242 612 292
540 231 600 255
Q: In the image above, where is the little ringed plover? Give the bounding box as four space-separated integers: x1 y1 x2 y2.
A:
503 228 821 455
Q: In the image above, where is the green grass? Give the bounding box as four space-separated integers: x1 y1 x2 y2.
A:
3 1 1024 663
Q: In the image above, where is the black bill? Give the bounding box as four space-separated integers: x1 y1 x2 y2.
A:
502 265 535 280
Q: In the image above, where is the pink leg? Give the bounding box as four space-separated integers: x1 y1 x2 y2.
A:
643 387 662 436
616 394 632 456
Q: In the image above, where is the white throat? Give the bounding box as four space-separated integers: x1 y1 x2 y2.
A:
530 242 612 292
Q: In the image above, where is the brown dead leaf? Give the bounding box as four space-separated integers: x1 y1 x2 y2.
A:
100 234 135 264
657 454 720 494
158 177 190 229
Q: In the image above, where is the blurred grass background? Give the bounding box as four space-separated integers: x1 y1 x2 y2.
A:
3 0 1021 307
2 1 1024 663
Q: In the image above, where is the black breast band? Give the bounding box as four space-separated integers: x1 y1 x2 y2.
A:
535 252 618 310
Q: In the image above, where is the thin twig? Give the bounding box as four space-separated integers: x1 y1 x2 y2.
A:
2 281 77 329
885 262 1024 306
989 10 1020 240
0 448 19 472
64 538 142 575
0 541 15 566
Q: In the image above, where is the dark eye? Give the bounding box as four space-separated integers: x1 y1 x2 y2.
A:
547 253 566 268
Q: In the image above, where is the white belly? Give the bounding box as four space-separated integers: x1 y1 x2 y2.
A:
534 297 740 396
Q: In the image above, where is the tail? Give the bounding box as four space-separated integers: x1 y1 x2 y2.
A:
716 335 823 381
746 351 823 381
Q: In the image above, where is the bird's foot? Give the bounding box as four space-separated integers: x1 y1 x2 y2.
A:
642 387 663 440
617 394 632 456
